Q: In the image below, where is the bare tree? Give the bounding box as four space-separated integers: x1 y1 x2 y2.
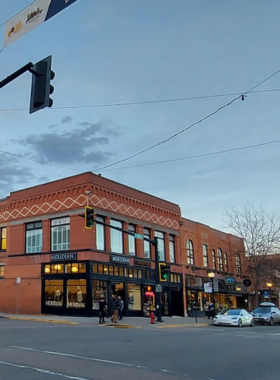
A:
224 203 280 307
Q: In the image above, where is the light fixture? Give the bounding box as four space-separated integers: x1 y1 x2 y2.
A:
236 286 241 292
266 281 273 288
72 266 78 273
54 264 61 270
208 271 215 278
45 267 50 273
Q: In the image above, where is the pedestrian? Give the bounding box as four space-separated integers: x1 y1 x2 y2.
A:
98 295 107 324
117 295 124 320
208 302 215 319
110 294 119 323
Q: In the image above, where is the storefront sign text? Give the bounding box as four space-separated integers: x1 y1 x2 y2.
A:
51 252 77 261
46 300 63 307
67 302 85 308
110 255 130 265
134 259 152 268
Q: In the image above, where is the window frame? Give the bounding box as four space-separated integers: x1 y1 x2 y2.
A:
155 231 165 261
51 217 70 252
96 216 105 250
169 234 175 263
0 227 6 250
187 240 194 265
128 224 136 256
26 221 42 253
110 219 123 254
144 228 151 259
235 254 242 274
202 244 208 267
212 249 216 270
217 248 223 271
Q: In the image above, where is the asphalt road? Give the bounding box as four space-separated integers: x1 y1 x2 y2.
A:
0 318 279 380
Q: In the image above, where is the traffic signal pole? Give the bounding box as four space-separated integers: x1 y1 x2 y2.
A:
153 237 163 322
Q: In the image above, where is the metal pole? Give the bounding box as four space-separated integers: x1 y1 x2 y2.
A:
0 62 33 89
154 237 163 322
211 278 215 316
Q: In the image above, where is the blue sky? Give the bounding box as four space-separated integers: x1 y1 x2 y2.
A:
1 1 280 232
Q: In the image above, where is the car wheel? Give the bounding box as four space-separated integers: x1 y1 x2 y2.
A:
238 319 242 327
250 319 255 327
269 318 274 326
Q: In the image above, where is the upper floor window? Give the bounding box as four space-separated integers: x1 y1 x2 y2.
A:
96 216 105 250
51 217 70 251
155 231 165 261
212 249 216 270
0 265 4 277
144 228 151 259
26 221 42 253
128 224 136 256
202 244 208 267
224 252 228 272
235 254 242 274
110 219 123 254
169 235 175 263
0 227 6 250
187 240 194 265
217 248 223 271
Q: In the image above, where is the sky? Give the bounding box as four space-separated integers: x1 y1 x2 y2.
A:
1 1 280 232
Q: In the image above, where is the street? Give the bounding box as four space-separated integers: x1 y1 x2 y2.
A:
0 317 279 380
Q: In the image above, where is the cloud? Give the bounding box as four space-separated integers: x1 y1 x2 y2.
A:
61 116 73 124
0 154 35 197
13 119 121 165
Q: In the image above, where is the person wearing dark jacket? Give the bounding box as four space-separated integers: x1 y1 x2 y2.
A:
98 295 107 324
110 294 120 323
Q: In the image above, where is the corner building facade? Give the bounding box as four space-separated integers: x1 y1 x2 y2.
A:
0 172 184 317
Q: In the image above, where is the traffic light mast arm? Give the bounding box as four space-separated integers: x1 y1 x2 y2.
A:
0 62 33 89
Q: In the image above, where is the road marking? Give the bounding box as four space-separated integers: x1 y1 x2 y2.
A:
0 360 88 379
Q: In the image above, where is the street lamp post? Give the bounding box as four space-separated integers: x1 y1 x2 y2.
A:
208 272 215 316
266 281 273 303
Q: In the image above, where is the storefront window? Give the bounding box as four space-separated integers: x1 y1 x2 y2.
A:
128 284 141 310
119 267 124 276
65 263 86 274
51 263 64 274
67 279 86 309
45 280 63 307
143 285 156 317
109 265 114 275
92 281 107 309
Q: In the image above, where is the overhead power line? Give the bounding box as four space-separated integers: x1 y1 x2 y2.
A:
92 68 280 172
0 88 280 112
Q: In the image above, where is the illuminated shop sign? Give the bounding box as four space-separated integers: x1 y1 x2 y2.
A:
110 255 130 265
51 252 77 261
134 259 152 268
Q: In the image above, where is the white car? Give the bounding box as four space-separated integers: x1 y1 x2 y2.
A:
213 308 254 327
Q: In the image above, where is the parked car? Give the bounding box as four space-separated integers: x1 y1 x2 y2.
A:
252 302 280 326
213 308 254 327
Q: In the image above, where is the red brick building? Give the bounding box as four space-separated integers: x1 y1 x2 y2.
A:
0 172 246 317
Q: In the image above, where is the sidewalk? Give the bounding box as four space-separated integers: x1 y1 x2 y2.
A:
0 313 211 328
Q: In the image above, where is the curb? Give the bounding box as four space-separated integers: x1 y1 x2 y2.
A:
4 316 78 325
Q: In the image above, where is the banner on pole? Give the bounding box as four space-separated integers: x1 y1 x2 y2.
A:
4 0 77 47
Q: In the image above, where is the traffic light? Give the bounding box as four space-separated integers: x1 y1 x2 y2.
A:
159 263 171 281
29 55 55 114
85 206 94 229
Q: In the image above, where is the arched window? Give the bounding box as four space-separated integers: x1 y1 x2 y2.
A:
224 252 228 272
217 248 223 271
235 254 241 274
187 240 194 265
212 249 216 270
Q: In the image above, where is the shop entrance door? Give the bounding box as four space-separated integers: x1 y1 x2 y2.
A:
111 283 125 316
161 291 169 316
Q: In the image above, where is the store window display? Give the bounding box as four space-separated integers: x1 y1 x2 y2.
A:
44 280 63 307
67 280 86 308
92 281 107 309
143 286 155 317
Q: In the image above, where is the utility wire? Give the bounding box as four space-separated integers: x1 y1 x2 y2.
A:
101 139 280 171
92 68 280 172
0 88 280 112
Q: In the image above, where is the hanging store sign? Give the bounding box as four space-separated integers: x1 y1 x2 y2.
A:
225 277 236 285
110 255 130 265
51 252 77 261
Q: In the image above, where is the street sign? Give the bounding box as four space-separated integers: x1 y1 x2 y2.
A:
155 284 162 292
